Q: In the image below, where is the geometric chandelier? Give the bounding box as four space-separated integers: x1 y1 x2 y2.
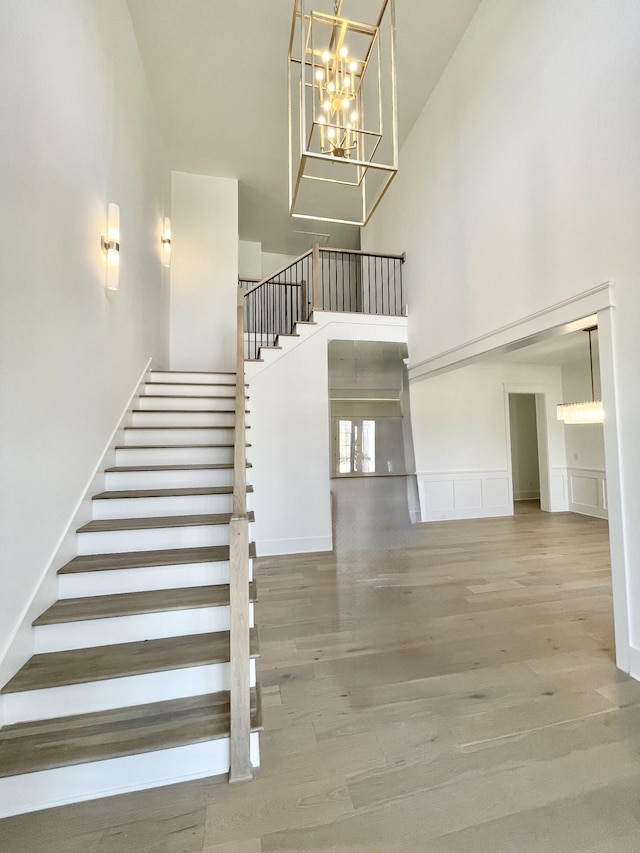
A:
288 0 398 226
557 326 604 424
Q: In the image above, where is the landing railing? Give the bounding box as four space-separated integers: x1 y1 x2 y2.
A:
242 245 405 359
229 287 252 782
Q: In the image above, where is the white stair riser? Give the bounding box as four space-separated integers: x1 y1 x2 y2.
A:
34 604 255 653
92 492 246 520
77 523 232 555
0 734 260 819
124 427 237 445
3 660 257 724
58 560 239 598
144 382 235 397
148 372 236 384
115 445 235 466
105 468 237 490
138 395 237 411
132 411 238 428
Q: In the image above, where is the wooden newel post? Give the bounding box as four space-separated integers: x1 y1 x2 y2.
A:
312 242 321 312
229 286 252 783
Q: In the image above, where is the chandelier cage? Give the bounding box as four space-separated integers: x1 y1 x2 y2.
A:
288 0 398 226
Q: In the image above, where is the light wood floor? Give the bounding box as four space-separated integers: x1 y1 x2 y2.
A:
3 479 640 852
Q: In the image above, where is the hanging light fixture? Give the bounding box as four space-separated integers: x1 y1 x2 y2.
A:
288 0 398 226
557 326 604 424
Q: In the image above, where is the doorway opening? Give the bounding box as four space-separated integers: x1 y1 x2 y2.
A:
508 393 541 509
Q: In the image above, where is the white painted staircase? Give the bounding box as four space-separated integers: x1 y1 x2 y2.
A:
0 370 261 818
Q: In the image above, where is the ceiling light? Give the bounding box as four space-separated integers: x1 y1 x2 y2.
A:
557 326 603 424
288 0 398 226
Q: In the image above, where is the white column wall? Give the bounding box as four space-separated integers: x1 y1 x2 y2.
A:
246 314 408 555
170 172 238 372
362 0 640 670
0 0 170 681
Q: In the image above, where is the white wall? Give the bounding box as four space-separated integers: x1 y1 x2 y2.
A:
170 172 238 372
0 0 170 682
362 0 640 670
262 252 298 279
246 313 408 555
509 394 540 501
239 240 262 280
411 363 567 521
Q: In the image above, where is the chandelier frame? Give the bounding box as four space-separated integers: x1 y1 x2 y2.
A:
288 0 398 226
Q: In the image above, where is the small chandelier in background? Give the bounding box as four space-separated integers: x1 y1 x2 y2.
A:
557 326 604 424
288 0 398 226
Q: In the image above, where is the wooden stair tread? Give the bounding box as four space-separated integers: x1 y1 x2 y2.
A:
1 629 259 694
93 485 253 500
78 511 255 534
34 582 257 625
150 370 236 375
0 689 262 778
105 463 251 472
58 543 257 574
131 409 248 414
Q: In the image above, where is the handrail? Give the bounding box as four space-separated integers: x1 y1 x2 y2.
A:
243 249 312 297
320 246 406 262
229 286 252 782
242 244 406 360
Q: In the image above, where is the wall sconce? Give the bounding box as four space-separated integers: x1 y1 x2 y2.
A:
161 216 171 268
101 202 120 291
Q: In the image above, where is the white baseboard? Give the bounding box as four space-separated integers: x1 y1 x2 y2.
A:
628 646 640 682
256 536 333 556
417 470 512 523
514 490 541 501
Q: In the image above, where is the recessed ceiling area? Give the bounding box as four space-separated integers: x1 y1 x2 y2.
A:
126 0 483 255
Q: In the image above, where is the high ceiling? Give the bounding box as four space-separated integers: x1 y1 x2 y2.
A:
126 0 483 255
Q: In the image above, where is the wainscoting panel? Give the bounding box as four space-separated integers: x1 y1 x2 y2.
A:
417 471 511 522
567 467 608 519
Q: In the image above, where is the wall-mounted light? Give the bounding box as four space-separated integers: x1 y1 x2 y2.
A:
161 216 171 268
101 202 120 291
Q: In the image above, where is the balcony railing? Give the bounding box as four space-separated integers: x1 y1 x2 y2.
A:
242 245 405 360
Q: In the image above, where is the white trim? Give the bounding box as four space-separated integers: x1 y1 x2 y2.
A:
566 466 608 519
408 282 614 381
416 469 512 522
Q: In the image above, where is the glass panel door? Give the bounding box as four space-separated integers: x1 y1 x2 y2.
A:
336 419 376 475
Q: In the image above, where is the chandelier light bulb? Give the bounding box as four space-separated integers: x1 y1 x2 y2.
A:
323 100 330 111
327 81 335 92
342 98 350 108
350 111 358 122
349 61 357 72
340 47 348 58
322 50 331 63
327 128 336 138
318 115 325 124
316 69 324 81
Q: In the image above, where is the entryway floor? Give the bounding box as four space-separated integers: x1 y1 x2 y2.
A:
3 479 640 851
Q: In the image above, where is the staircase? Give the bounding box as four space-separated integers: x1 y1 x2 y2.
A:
0 370 260 818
